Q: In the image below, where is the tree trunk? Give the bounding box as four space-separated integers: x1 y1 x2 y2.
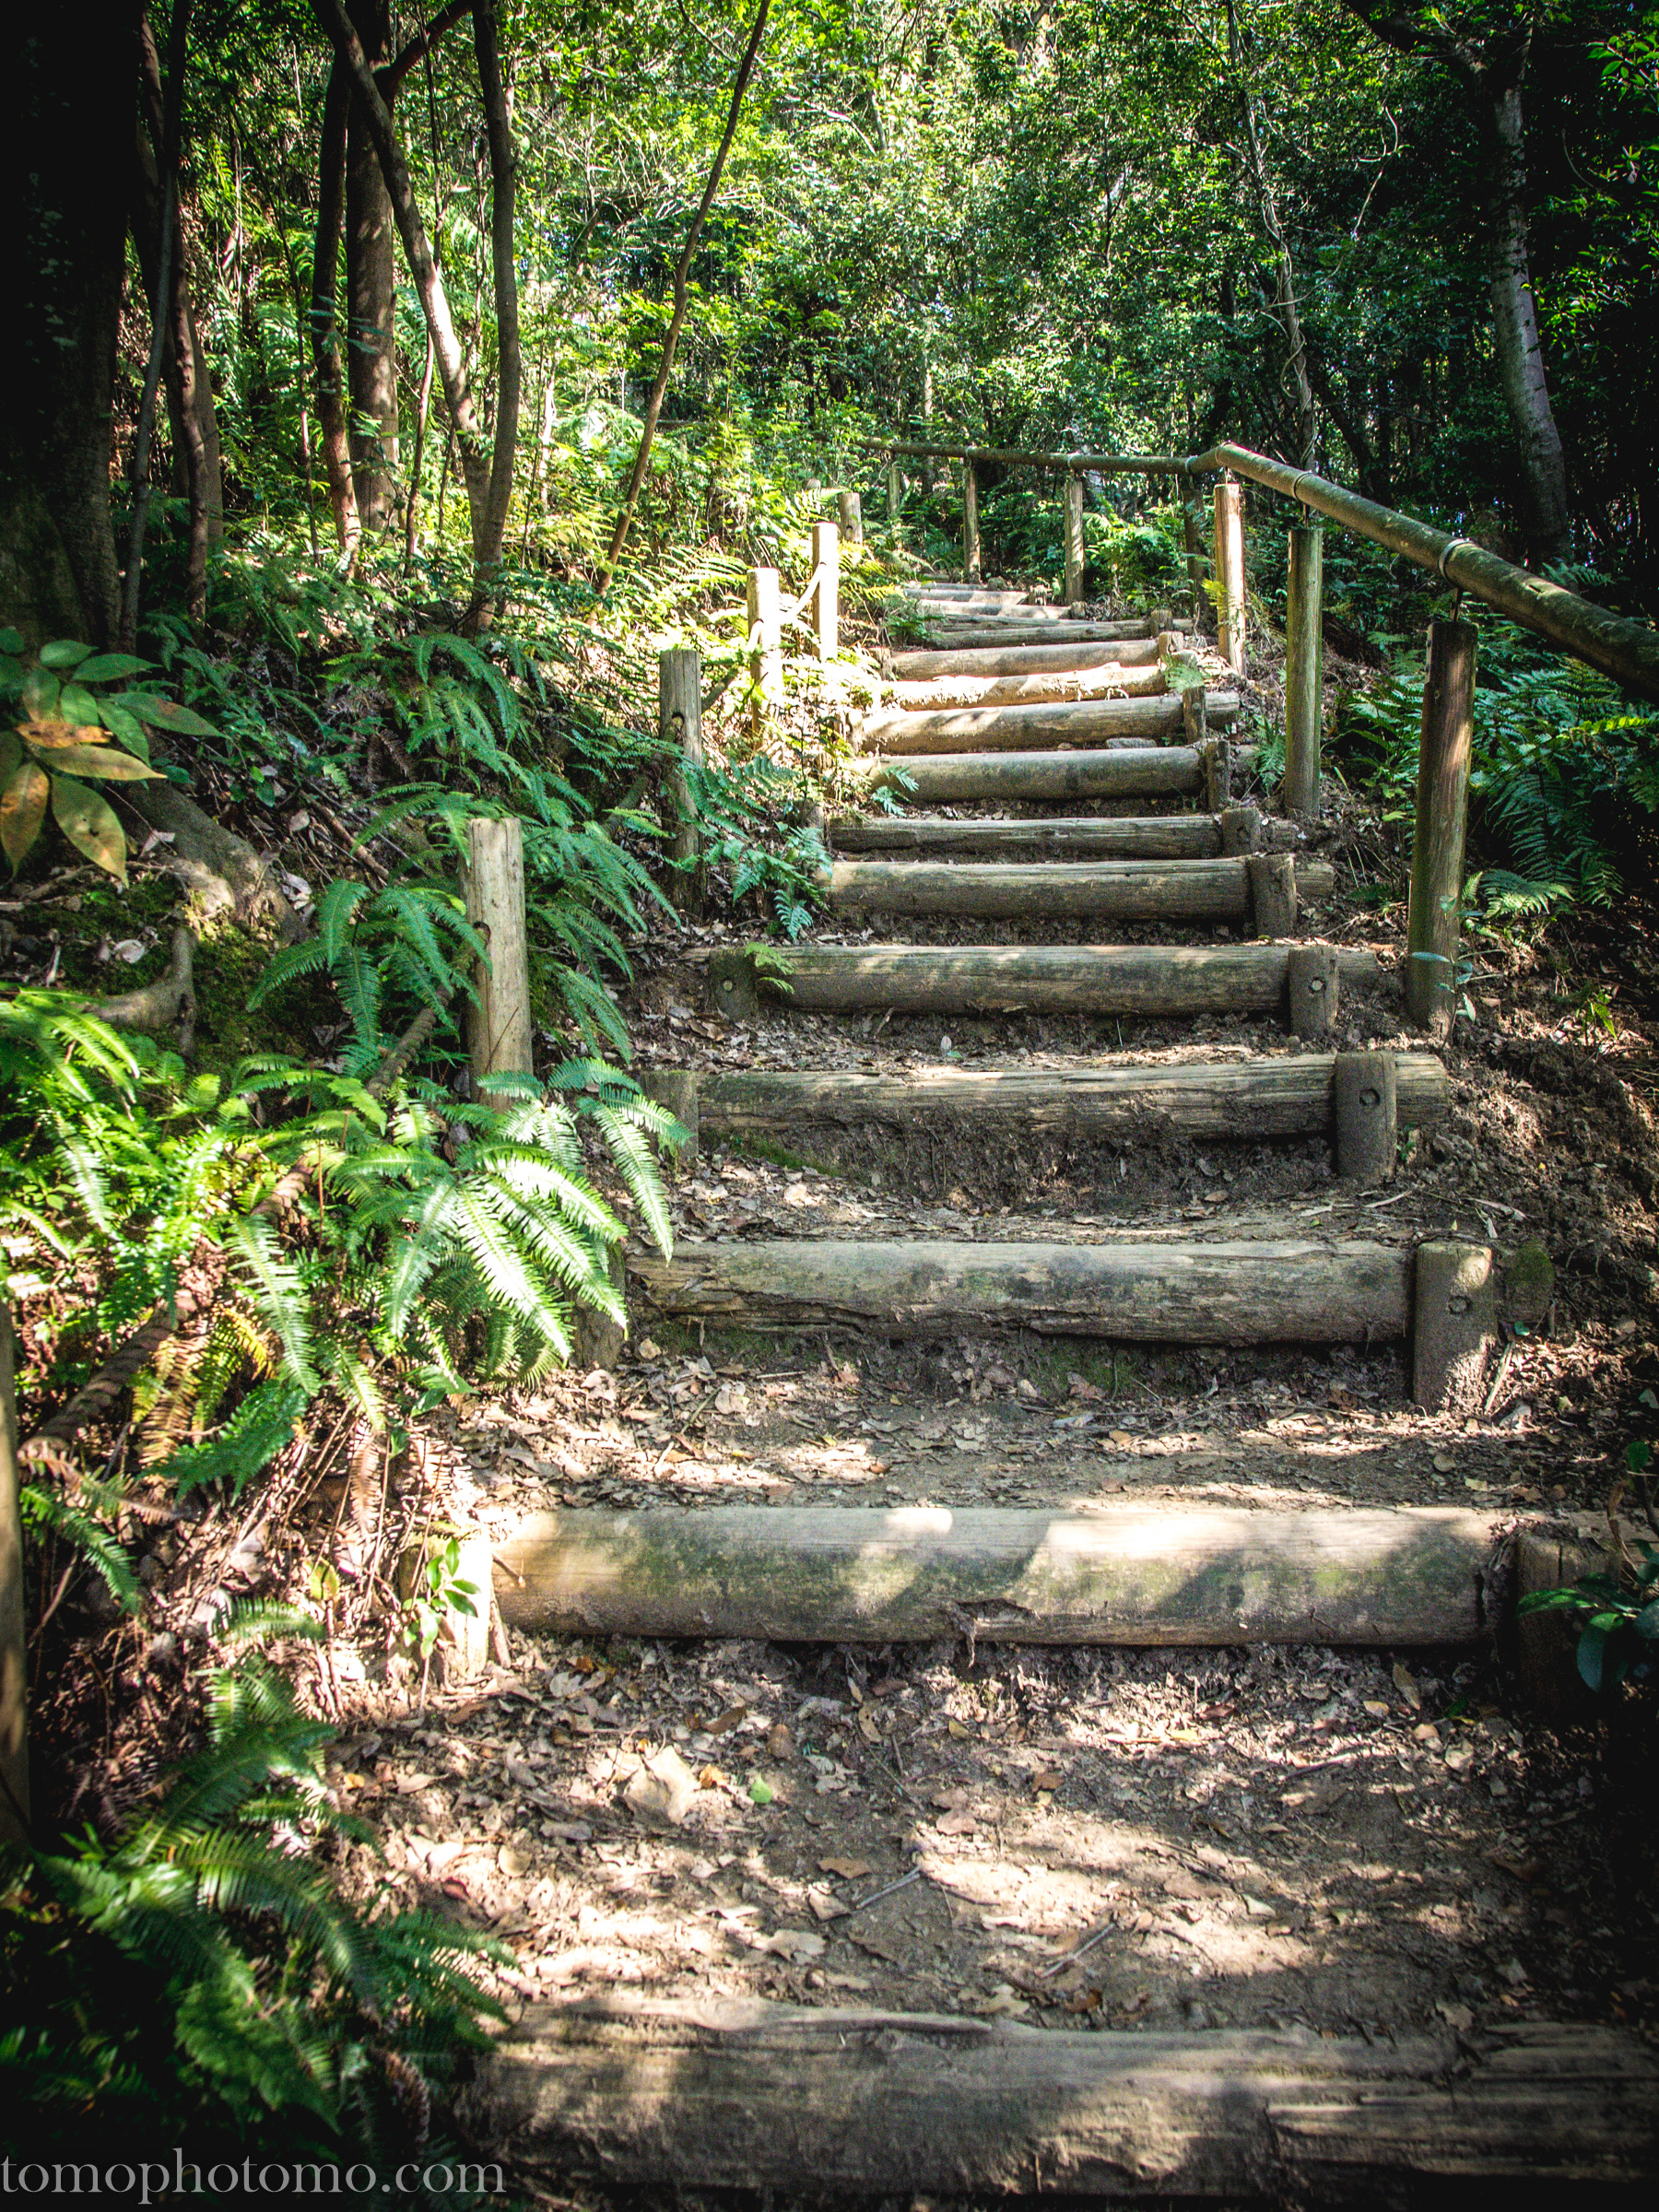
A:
1487 77 1570 565
4 2 140 647
601 0 772 582
135 18 223 571
310 58 362 559
468 0 521 621
346 0 400 531
314 0 497 590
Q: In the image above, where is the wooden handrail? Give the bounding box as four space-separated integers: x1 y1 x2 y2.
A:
1189 442 1659 704
868 429 1659 701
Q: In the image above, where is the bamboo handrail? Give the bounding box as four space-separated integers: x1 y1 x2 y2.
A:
866 433 1659 702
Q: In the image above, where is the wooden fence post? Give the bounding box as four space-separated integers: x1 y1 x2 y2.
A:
963 458 981 582
1064 473 1085 605
747 565 783 734
1405 618 1477 1035
1182 493 1209 630
660 647 703 915
0 1305 29 1845
1284 524 1324 816
1213 476 1246 675
837 489 863 547
464 816 534 1108
810 521 840 661
887 465 902 524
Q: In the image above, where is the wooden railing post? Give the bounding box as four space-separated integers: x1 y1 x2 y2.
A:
660 646 703 914
0 1304 29 1845
463 815 534 1109
963 458 981 582
1405 618 1477 1035
1214 475 1246 675
837 489 863 547
1064 472 1085 605
747 565 782 733
1284 524 1324 817
810 520 840 660
887 465 902 523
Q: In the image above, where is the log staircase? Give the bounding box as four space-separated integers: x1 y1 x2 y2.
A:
480 582 1659 2196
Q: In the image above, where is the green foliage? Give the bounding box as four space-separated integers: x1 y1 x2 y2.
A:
0 1647 504 2171
403 1534 480 1665
688 756 829 938
1332 623 1659 901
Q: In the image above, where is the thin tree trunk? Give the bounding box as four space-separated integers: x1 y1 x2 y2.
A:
467 0 521 624
122 0 191 650
1488 74 1570 564
310 58 361 560
405 328 435 571
599 0 771 585
1226 0 1315 470
314 0 494 572
135 22 225 565
139 15 211 620
346 0 399 531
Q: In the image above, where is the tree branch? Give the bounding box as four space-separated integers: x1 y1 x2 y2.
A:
600 0 772 584
382 0 475 93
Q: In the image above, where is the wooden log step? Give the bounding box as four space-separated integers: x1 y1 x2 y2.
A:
830 812 1224 858
493 1500 1498 1646
473 2000 1659 2199
894 639 1162 677
888 662 1169 708
823 855 1334 923
859 692 1240 754
898 586 1044 609
912 621 1162 651
850 745 1205 806
628 1235 1413 1341
690 1053 1451 1142
707 941 1380 1020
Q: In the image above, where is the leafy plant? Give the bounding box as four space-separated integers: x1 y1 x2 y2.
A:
1518 1442 1659 1691
0 1637 505 2168
0 634 218 884
688 756 829 938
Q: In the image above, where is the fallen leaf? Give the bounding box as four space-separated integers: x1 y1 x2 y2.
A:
766 1723 795 1759
1362 1700 1390 1718
1436 2001 1474 2031
624 1745 699 1828
971 1984 1030 2018
707 1704 747 1735
1030 1770 1065 1793
1108 1429 1135 1449
747 1777 775 1806
807 1888 852 1922
857 1711 882 1742
818 1856 873 1880
947 1718 971 1739
935 1810 977 1836
1393 1662 1422 1712
759 1928 825 1962
931 1786 970 1812
1444 1745 1474 1774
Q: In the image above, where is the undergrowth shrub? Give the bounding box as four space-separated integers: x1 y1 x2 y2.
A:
1 1624 504 2187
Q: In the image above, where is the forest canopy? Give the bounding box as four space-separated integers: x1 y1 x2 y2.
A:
9 0 1658 649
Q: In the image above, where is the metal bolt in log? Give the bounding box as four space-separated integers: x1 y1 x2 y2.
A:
1064 474 1085 605
659 647 703 915
747 565 782 735
708 947 760 1022
963 457 981 582
1413 1240 1496 1414
1214 475 1247 677
1247 852 1297 936
1334 1051 1396 1182
1287 943 1339 1038
1406 618 1477 1035
809 521 840 661
462 815 533 1109
1284 524 1324 816
837 489 863 546
1219 805 1261 855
